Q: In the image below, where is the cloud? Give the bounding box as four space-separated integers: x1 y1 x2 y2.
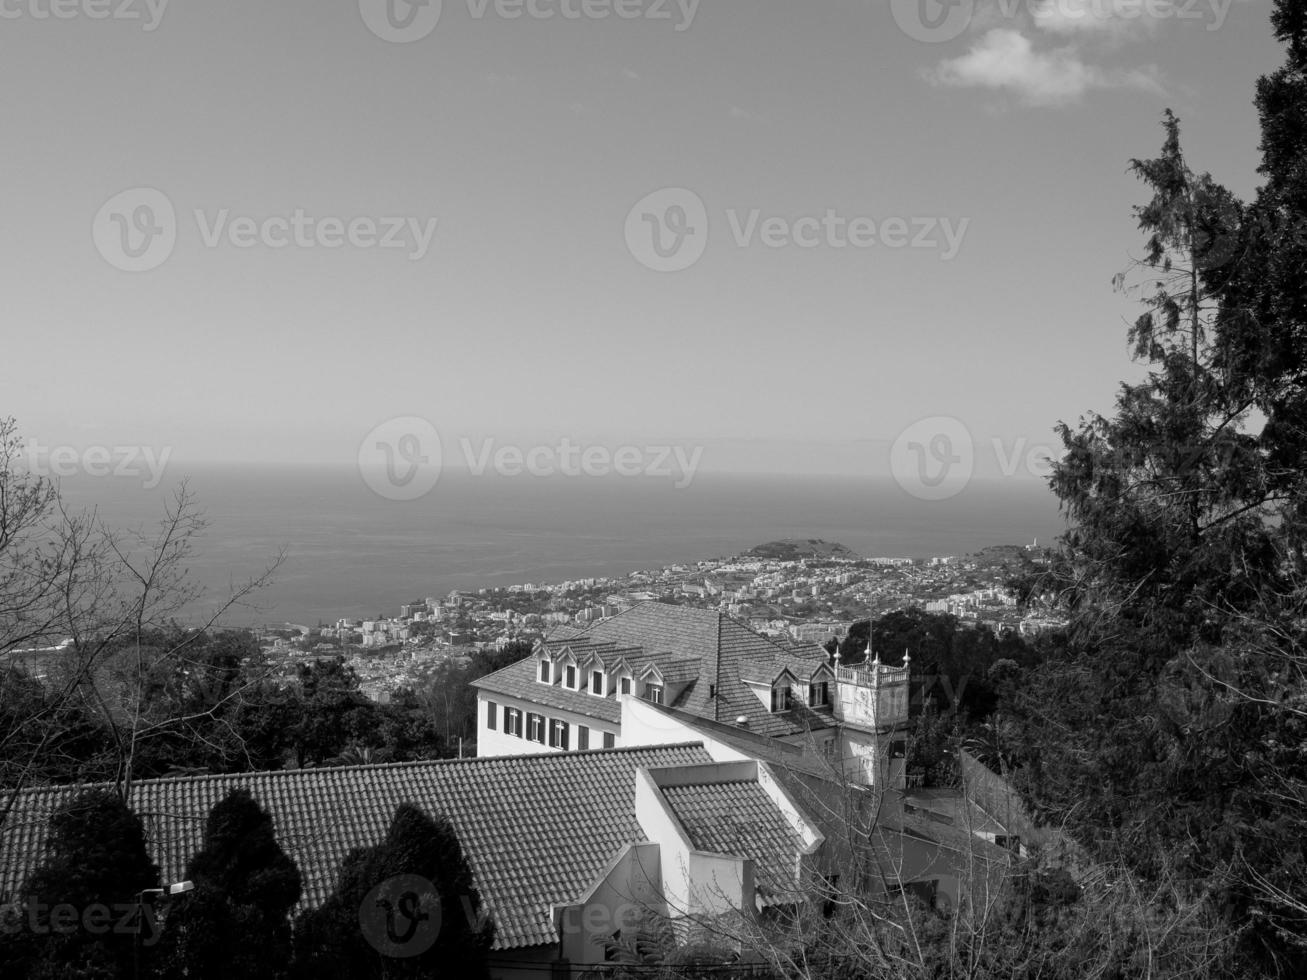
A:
1027 0 1245 37
1029 0 1155 37
927 28 1164 106
729 105 770 124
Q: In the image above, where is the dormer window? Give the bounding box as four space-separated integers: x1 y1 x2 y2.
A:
770 685 793 713
565 665 577 689
590 670 604 695
643 684 664 705
619 677 632 696
539 659 552 684
809 680 830 707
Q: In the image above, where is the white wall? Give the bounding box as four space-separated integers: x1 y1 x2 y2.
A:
475 692 619 758
556 843 665 967
633 768 751 922
620 697 754 760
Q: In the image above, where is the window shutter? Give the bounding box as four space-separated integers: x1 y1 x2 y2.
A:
578 725 590 750
487 701 498 729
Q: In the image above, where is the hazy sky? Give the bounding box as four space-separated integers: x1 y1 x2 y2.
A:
0 0 1286 477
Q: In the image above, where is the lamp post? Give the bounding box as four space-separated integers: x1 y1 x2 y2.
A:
133 880 193 980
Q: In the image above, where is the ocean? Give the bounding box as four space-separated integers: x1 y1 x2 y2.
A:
53 466 1067 627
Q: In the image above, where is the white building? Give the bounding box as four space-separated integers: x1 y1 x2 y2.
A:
473 602 911 789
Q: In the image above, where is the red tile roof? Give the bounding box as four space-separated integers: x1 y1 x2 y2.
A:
474 658 623 724
0 744 713 951
481 603 838 740
659 780 805 905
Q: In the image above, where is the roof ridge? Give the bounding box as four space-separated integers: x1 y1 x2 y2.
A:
8 743 712 796
713 609 724 722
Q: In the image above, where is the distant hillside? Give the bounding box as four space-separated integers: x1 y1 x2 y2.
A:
744 539 860 561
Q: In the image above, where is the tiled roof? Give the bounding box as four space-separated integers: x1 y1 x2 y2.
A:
656 658 701 684
639 702 838 779
0 744 713 951
772 636 832 659
544 624 588 641
473 658 623 724
713 616 833 738
660 780 804 905
484 605 841 739
582 604 841 739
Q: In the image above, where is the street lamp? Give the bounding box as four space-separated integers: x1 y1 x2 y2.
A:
133 881 193 980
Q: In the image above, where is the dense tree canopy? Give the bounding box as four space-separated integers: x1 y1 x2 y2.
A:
1005 7 1307 973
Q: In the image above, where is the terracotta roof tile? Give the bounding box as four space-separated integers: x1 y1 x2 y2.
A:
660 780 804 904
473 660 623 724
0 744 713 951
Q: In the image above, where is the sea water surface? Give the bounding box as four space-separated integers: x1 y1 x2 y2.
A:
53 466 1066 627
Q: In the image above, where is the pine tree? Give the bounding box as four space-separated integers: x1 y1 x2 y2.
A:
154 789 302 980
1014 88 1307 976
1212 0 1307 540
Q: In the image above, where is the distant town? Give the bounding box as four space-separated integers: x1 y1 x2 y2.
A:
255 538 1066 703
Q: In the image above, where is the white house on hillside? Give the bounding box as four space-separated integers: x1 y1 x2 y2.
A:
472 602 911 788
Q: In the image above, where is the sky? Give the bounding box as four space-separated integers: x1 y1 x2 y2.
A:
0 0 1288 481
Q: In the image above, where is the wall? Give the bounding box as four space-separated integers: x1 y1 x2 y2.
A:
556 842 665 968
633 767 753 923
475 692 619 758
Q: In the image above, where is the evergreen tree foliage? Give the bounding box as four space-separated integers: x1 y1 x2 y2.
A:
154 789 302 980
1010 13 1307 969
